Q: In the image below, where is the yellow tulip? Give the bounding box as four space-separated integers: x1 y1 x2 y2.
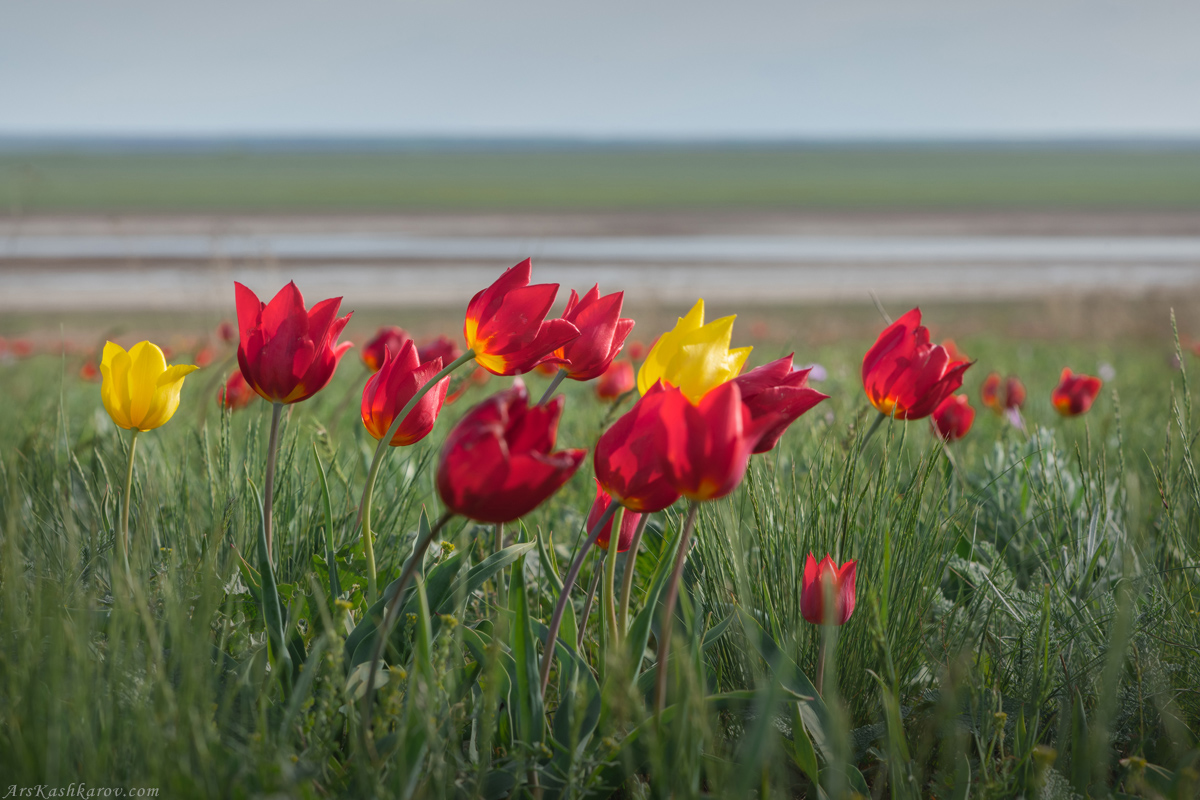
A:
100 341 199 431
636 299 752 403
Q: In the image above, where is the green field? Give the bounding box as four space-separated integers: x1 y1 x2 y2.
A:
5 144 1200 212
2 303 1198 797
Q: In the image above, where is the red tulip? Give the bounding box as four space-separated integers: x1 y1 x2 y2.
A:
464 259 580 376
552 285 635 381
362 326 410 373
79 360 100 382
626 340 648 361
801 553 857 626
931 394 974 442
194 344 216 368
596 360 635 400
217 321 236 344
981 371 1025 414
436 380 585 523
417 335 463 365
862 308 971 420
361 340 449 446
218 370 258 410
234 281 353 404
594 382 681 513
659 381 775 502
1051 368 1102 416
732 354 830 453
12 339 34 359
586 480 642 552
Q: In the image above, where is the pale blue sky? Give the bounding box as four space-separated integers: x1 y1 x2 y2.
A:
2 0 1198 138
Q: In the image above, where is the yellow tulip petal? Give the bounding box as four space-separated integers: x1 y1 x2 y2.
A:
125 342 168 429
637 299 707 395
100 341 133 429
636 300 751 402
139 363 199 430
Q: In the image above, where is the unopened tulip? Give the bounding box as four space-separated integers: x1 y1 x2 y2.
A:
361 340 449 446
417 335 463 365
234 281 353 404
801 553 857 626
862 308 971 420
464 259 580 376
732 355 829 453
596 360 635 400
437 381 585 523
218 371 257 410
931 394 975 442
594 382 681 513
553 285 634 381
362 326 410 373
586 480 642 552
659 381 774 502
100 341 198 431
1052 369 1102 416
638 299 751 404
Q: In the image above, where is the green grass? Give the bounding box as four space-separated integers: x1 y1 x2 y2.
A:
1 312 1199 798
5 144 1200 212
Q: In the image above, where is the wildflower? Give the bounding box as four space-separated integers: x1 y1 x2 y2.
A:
360 340 448 446
637 299 751 403
800 553 857 626
1051 368 1102 416
862 308 971 420
100 341 198 431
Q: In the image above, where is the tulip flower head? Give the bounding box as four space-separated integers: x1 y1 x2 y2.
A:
801 553 857 626
100 341 198 431
862 308 971 420
437 380 585 523
417 334 464 365
553 285 635 381
732 354 830 453
234 281 353 404
594 381 682 513
361 340 449 447
463 259 580 376
595 360 635 400
637 299 752 404
586 480 642 552
659 381 775 502
218 370 257 410
1052 368 1103 416
981 371 1025 415
362 326 410 373
931 394 975 442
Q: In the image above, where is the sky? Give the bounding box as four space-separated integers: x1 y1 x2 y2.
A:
2 0 1198 140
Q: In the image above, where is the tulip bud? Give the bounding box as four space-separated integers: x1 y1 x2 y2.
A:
362 326 410 373
931 394 974 442
800 553 857 626
595 360 635 400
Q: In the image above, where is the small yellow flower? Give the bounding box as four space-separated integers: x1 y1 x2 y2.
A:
637 299 751 403
100 341 198 431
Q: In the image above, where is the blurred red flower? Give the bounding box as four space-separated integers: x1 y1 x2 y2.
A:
218 371 258 410
586 480 642 552
931 394 975 442
436 381 584 523
595 360 635 400
361 326 411 373
1051 368 1102 416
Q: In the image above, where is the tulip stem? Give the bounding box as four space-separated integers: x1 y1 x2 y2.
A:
617 513 649 636
537 368 568 406
539 502 618 694
603 510 621 647
655 500 699 714
359 349 475 606
263 402 283 567
816 633 827 697
577 554 603 650
119 429 140 585
858 411 889 454
362 510 455 754
494 522 507 608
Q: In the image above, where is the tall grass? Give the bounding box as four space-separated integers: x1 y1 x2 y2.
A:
0 325 1197 798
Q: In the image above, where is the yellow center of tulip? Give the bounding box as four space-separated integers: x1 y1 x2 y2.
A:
637 299 752 404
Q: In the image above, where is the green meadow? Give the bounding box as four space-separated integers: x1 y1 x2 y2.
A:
2 305 1198 798
5 144 1200 211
